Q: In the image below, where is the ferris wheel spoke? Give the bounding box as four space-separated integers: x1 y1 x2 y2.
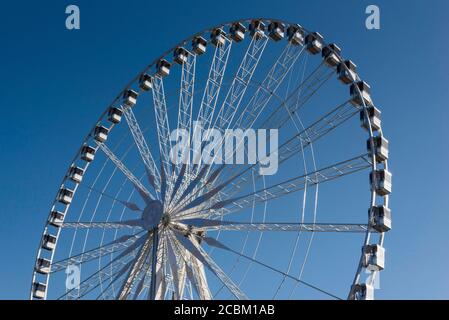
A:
195 234 342 300
210 154 371 216
232 43 306 132
172 228 247 300
80 183 142 212
171 241 205 300
215 100 360 199
172 165 209 209
216 35 269 130
169 238 212 300
159 161 168 207
58 234 146 300
50 232 144 273
132 263 151 299
184 261 203 299
273 100 359 164
117 235 153 299
148 233 168 300
189 252 212 300
170 163 225 215
61 218 145 229
168 232 202 299
170 229 212 301
183 99 358 210
200 61 327 192
165 234 185 299
261 64 335 130
167 163 188 209
81 234 150 299
190 35 232 179
96 141 155 202
99 253 137 300
75 259 133 300
172 51 196 180
130 237 163 300
194 35 269 178
178 154 372 218
152 76 173 194
176 51 197 133
115 240 157 300
99 243 152 300
213 63 332 186
122 107 161 194
195 43 307 192
177 218 371 233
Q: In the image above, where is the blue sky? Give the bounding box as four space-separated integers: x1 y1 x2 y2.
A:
1 0 448 299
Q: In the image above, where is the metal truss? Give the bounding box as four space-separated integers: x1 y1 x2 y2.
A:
50 233 143 273
117 235 153 299
177 154 372 218
211 100 360 201
96 141 154 201
172 229 247 300
59 235 146 300
177 219 372 233
189 35 232 173
123 107 161 193
151 75 173 194
233 42 306 130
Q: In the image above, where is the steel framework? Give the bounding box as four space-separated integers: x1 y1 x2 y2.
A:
31 18 390 301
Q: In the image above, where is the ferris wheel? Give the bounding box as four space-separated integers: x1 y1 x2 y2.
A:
30 18 391 300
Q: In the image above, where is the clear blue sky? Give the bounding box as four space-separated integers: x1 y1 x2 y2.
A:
1 0 448 299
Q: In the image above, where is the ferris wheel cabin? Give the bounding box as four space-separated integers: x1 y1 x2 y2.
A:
81 145 96 162
305 32 324 54
49 210 65 228
211 28 226 47
32 282 47 299
156 59 171 77
230 22 246 42
249 20 266 39
123 89 138 107
367 135 389 162
42 233 57 251
94 125 109 143
337 60 357 84
268 22 285 41
351 283 374 300
174 47 189 65
35 258 51 275
108 107 123 124
57 187 74 205
363 244 385 271
68 166 84 183
360 105 381 132
371 205 392 232
286 24 305 46
322 43 342 67
139 73 153 91
350 81 373 107
370 169 392 196
192 36 207 55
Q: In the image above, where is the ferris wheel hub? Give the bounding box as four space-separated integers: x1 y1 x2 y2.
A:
161 213 171 227
141 200 163 230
